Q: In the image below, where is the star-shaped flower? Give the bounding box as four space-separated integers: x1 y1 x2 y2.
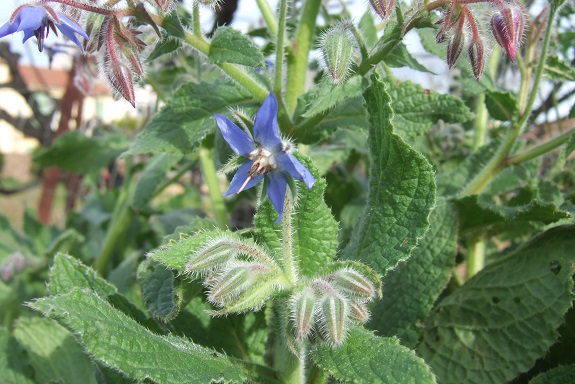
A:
0 5 88 52
215 93 315 222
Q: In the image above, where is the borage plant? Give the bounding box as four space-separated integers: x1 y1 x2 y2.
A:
1 0 575 383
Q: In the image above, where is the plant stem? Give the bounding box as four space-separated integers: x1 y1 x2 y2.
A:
192 2 201 36
271 299 305 384
507 124 575 165
285 0 322 115
255 0 278 36
281 190 297 284
198 147 228 229
466 234 485 280
461 6 557 196
274 0 288 97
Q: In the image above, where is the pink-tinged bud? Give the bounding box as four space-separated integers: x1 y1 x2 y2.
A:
349 302 370 323
291 287 317 342
468 38 485 79
319 293 348 346
447 33 465 69
491 7 524 62
369 0 395 19
332 268 375 299
207 266 250 304
108 63 136 107
155 0 173 12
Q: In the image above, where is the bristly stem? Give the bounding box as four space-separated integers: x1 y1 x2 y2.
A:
281 190 297 285
507 124 575 166
461 6 558 196
198 147 228 229
255 0 279 36
274 0 288 99
466 233 485 280
285 0 322 115
192 1 201 36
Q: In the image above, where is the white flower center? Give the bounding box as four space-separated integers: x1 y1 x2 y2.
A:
236 148 277 194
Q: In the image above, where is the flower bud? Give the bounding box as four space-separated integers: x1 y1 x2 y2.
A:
108 63 136 107
186 243 236 275
349 302 370 323
319 293 348 345
206 262 271 307
491 6 524 62
369 0 395 20
155 0 173 12
468 38 485 79
320 23 356 84
291 286 317 342
332 268 375 299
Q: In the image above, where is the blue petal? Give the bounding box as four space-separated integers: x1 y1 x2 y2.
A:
253 93 282 151
55 13 89 51
223 160 264 196
0 7 46 39
266 172 288 224
275 153 316 189
215 114 255 157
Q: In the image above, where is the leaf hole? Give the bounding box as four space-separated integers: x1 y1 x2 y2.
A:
514 297 521 304
549 260 562 275
492 297 500 304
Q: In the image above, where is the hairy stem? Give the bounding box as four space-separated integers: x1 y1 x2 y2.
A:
461 6 557 196
274 0 288 97
507 124 575 166
255 0 278 36
198 147 228 229
285 0 322 115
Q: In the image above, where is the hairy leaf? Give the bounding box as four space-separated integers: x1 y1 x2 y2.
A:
386 43 433 73
485 91 519 121
13 317 97 384
418 226 575 384
0 327 33 384
137 259 181 322
530 365 575 384
302 76 367 118
126 80 252 156
132 154 181 209
34 131 128 174
387 80 474 138
31 290 249 383
209 27 264 67
254 155 339 276
344 74 436 276
368 199 457 347
545 56 575 81
311 327 436 384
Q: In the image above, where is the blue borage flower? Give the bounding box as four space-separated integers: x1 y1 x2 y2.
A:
215 93 315 223
0 5 88 52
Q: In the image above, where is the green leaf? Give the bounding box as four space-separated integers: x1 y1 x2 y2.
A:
358 12 377 46
137 258 186 322
209 27 264 67
147 36 182 61
302 76 367 118
13 317 97 384
387 80 474 137
161 10 186 39
254 155 339 276
368 199 458 347
34 131 128 174
48 253 116 297
418 226 575 384
344 74 436 276
545 56 575 81
436 140 500 196
131 154 181 209
126 80 252 156
530 365 575 384
0 327 33 384
485 90 519 121
386 43 433 73
30 290 249 383
311 327 436 384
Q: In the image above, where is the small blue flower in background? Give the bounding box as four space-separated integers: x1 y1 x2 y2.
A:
0 5 88 52
216 93 315 222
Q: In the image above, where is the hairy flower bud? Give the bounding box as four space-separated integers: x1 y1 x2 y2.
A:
291 286 317 342
319 293 349 345
491 6 524 62
446 16 467 69
186 242 236 275
320 23 356 84
349 302 370 323
154 0 173 12
332 268 375 299
369 0 395 20
468 38 485 79
108 63 136 107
